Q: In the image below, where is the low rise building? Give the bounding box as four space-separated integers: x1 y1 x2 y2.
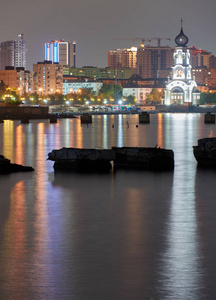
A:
63 76 103 95
0 67 33 94
63 66 136 80
122 87 153 104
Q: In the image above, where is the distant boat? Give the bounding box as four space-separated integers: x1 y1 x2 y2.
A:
193 138 216 166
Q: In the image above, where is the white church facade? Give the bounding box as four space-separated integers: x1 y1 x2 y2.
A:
164 23 200 105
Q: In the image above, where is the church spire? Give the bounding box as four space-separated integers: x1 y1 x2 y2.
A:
181 18 183 29
175 19 189 46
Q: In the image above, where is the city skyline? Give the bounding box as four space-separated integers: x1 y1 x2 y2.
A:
0 0 216 70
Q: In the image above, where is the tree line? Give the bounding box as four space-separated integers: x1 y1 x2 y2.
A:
0 81 137 106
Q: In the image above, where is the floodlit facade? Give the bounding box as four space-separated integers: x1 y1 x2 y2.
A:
122 87 153 104
164 24 200 105
33 61 63 95
0 34 27 70
45 40 76 67
108 47 137 69
63 76 103 95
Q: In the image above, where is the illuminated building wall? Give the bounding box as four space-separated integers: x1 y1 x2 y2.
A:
63 77 103 95
108 47 137 69
45 40 76 67
0 68 33 94
33 61 63 95
122 87 154 103
192 67 210 86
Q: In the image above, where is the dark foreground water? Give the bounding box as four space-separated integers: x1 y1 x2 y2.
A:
0 113 216 300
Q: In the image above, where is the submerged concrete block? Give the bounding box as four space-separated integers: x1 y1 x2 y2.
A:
81 113 92 124
204 112 215 124
139 112 150 124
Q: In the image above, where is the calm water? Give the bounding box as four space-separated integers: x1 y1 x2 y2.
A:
0 113 216 300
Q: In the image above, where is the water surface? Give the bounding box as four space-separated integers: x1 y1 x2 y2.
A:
0 114 216 299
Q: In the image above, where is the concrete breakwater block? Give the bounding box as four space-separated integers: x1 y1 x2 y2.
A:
0 155 34 174
112 147 174 171
193 137 216 166
81 113 92 124
139 112 150 123
204 112 215 124
21 118 29 124
48 148 116 172
47 147 174 172
50 117 58 123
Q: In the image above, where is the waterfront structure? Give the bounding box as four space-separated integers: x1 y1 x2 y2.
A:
164 23 200 105
63 76 103 95
108 47 137 69
33 61 63 95
137 45 174 78
45 40 76 67
0 34 27 70
64 66 136 80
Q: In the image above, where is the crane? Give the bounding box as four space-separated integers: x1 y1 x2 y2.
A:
114 38 151 48
150 37 171 47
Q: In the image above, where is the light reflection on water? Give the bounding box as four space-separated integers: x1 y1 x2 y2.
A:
0 114 216 299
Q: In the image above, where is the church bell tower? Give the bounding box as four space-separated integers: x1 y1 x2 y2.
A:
164 20 200 105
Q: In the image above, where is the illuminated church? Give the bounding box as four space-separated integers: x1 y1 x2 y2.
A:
164 21 200 105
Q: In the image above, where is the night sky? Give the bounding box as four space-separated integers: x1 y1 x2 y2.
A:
1 0 216 70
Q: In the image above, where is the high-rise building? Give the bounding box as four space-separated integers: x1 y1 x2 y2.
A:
45 40 76 67
33 61 63 95
189 46 212 68
137 45 174 78
108 47 137 69
0 34 27 70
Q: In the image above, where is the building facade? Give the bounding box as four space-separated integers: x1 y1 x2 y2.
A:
189 46 212 69
164 25 200 105
63 76 103 95
122 87 153 104
33 61 63 95
64 66 136 80
45 40 76 67
137 45 174 78
108 47 137 69
0 67 33 94
0 34 27 70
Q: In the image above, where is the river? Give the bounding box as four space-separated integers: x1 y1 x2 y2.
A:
0 113 216 300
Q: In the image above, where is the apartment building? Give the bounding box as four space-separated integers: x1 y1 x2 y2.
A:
33 61 63 95
108 47 137 69
0 34 27 70
137 46 174 78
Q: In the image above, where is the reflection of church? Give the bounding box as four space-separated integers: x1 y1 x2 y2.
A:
164 21 200 105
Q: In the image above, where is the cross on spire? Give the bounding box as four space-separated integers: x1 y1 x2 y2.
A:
181 18 183 29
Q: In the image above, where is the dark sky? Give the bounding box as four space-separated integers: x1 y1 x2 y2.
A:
1 0 216 70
